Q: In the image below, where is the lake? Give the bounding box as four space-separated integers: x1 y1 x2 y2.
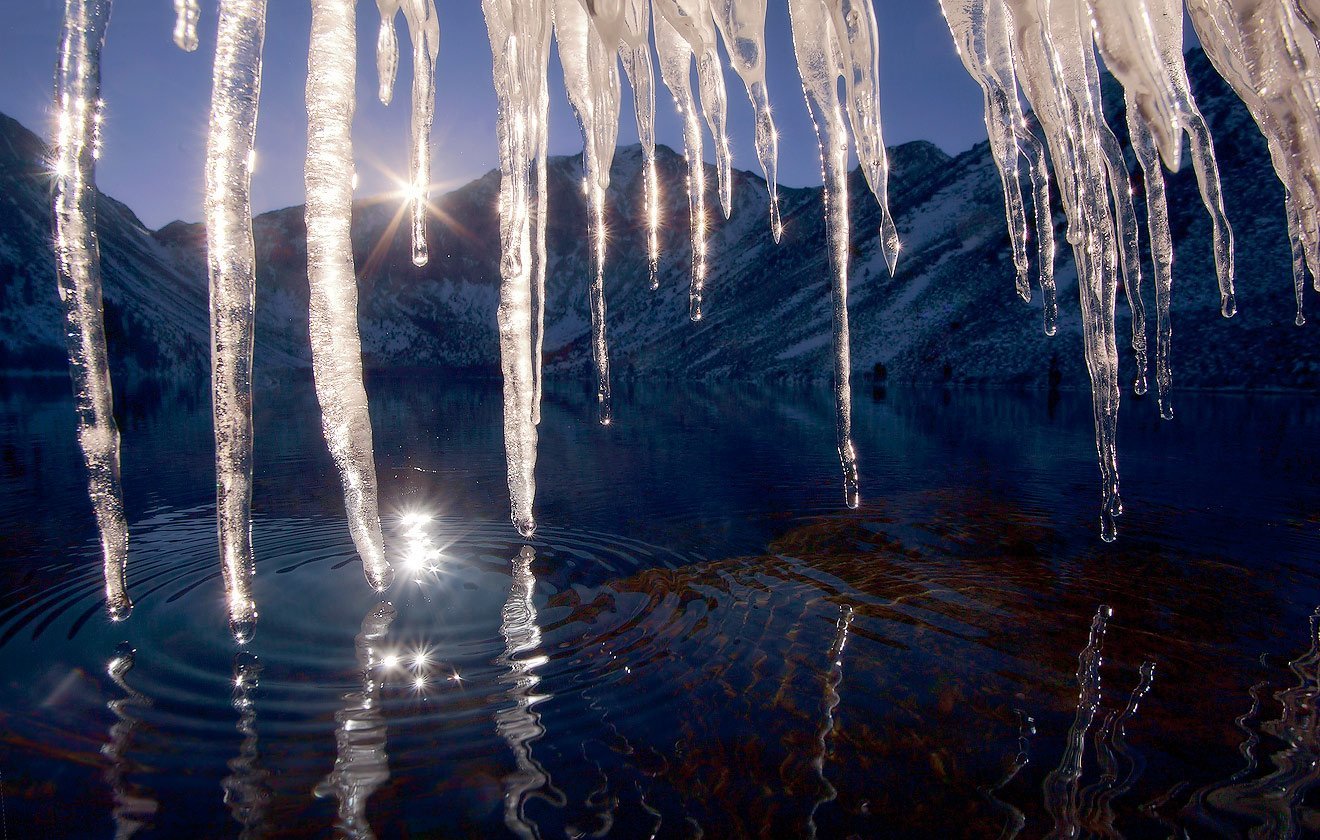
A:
1 372 1318 838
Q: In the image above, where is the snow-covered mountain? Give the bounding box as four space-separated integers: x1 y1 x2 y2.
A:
1 49 1315 390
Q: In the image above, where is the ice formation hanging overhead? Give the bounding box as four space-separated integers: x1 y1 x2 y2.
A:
50 0 1314 631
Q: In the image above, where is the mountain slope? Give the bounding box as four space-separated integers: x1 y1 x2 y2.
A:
1 48 1315 391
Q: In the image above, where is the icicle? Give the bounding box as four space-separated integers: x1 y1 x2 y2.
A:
653 8 709 320
483 0 547 536
530 11 553 427
374 0 400 105
1190 0 1320 297
710 0 782 240
654 0 734 218
374 0 439 266
555 0 620 425
206 0 267 643
53 0 131 621
939 0 1037 300
1003 0 1124 540
1147 0 1236 318
305 0 394 588
174 0 200 51
1289 193 1307 326
403 1 439 267
1126 107 1175 419
1079 28 1148 396
788 0 861 508
826 0 901 275
617 0 663 283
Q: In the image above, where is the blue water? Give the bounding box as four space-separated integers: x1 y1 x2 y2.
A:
1 372 1318 837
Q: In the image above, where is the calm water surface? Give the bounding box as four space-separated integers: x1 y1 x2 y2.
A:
1 373 1318 838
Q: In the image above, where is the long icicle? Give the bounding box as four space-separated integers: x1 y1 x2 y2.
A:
555 0 620 425
789 0 860 508
306 0 394 588
654 7 709 320
206 0 268 643
483 0 543 536
618 0 662 284
530 5 553 426
53 0 131 620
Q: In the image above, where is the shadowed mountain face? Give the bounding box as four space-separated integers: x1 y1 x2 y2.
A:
1 49 1315 389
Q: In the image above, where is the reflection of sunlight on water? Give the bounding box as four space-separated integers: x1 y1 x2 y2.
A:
314 603 396 839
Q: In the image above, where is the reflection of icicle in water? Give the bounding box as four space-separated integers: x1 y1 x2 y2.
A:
222 652 270 838
103 643 158 838
983 709 1035 840
206 0 267 644
1199 607 1320 838
555 0 620 426
710 0 781 240
653 8 709 319
315 602 396 839
1077 660 1155 836
939 0 1056 321
496 545 562 839
788 0 863 508
1043 604 1111 839
482 0 548 536
173 0 200 51
807 604 852 839
374 0 440 266
654 0 733 219
305 0 393 590
54 0 132 622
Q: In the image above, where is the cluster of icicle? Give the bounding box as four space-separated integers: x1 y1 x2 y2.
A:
50 0 1313 637
937 0 1317 539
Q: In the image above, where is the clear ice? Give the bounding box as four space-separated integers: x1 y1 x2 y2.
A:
374 0 440 267
788 0 872 508
618 0 663 286
653 6 710 320
482 0 550 536
53 0 131 621
939 0 1057 323
206 0 267 643
174 0 200 52
305 0 394 588
710 0 782 239
654 0 734 219
555 0 621 425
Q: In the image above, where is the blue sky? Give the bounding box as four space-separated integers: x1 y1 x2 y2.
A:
0 1 986 228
